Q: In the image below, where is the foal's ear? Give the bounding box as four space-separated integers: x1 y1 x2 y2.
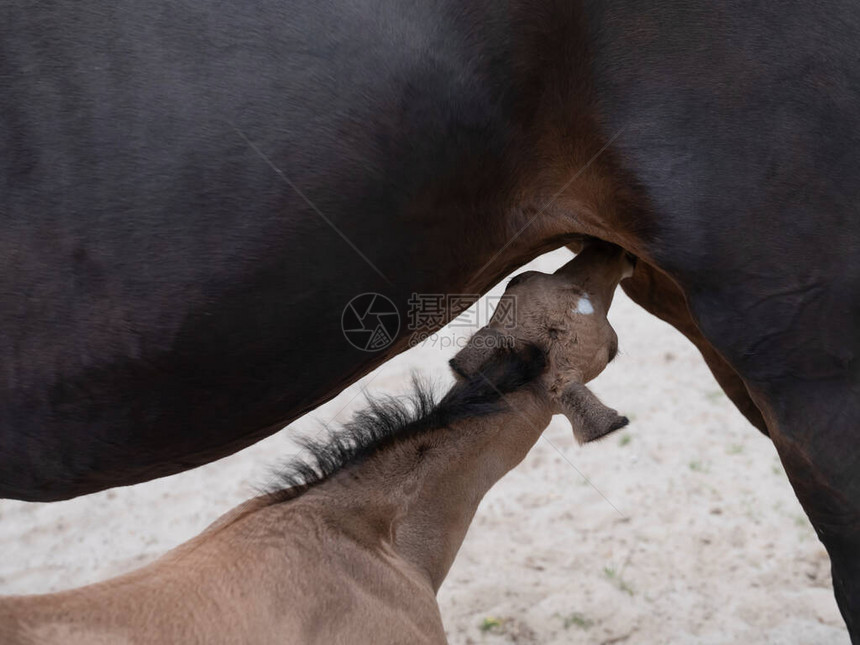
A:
450 327 508 378
557 382 628 444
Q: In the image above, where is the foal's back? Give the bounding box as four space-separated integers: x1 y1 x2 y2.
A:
0 495 446 645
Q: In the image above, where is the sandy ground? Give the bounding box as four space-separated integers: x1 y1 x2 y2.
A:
0 249 850 644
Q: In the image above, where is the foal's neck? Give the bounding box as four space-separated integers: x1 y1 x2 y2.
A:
321 386 553 592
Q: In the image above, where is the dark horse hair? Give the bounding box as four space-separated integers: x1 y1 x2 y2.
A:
266 343 547 505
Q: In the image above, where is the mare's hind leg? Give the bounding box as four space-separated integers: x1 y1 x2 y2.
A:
754 378 860 640
680 275 860 640
632 265 860 636
618 260 768 433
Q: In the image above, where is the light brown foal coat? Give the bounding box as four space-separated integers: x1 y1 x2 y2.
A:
0 244 632 645
1 388 560 645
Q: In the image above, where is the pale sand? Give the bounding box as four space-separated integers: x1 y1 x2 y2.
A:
0 249 850 644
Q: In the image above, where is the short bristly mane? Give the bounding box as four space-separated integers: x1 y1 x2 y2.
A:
265 344 546 505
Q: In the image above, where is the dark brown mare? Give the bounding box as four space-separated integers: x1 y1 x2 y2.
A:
2 1 858 636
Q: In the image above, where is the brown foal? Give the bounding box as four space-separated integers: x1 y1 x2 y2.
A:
0 244 632 645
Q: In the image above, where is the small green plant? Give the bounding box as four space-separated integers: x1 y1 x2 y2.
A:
603 566 635 596
688 460 709 473
705 390 725 402
562 612 593 630
479 617 503 633
726 444 744 455
619 434 632 447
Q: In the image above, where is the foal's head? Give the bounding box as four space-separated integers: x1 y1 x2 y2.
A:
451 241 633 443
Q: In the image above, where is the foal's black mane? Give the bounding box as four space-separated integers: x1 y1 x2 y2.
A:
266 344 546 505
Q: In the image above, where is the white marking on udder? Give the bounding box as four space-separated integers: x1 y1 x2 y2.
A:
574 295 594 315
